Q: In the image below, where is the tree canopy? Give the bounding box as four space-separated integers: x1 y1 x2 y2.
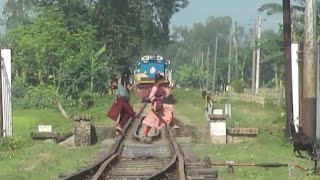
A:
1 0 188 108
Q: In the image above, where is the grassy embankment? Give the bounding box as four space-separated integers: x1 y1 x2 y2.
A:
172 88 317 180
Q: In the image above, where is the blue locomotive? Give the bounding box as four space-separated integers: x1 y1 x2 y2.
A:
134 54 172 98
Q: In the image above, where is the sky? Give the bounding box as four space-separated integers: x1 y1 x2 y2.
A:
0 0 286 33
170 0 284 32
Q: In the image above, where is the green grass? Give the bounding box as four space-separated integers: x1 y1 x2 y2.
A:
0 108 101 180
172 89 204 125
172 88 317 180
13 109 73 139
0 141 99 180
192 134 317 180
218 98 283 131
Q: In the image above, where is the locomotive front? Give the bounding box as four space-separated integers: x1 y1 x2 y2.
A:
134 54 172 99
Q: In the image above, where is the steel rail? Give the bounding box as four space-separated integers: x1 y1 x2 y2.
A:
57 102 147 180
92 107 187 180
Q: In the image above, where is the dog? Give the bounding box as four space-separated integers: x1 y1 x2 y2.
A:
290 122 316 160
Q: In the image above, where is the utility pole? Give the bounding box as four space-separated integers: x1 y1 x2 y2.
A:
212 35 219 93
0 53 2 137
206 45 210 90
302 0 317 138
227 28 233 85
251 18 257 94
283 0 293 139
201 51 204 90
255 17 262 95
234 22 238 78
201 51 204 72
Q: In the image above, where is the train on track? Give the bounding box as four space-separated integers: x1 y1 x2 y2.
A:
133 54 172 99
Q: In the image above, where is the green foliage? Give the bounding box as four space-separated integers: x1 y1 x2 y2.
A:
13 86 56 109
231 79 245 93
0 137 27 151
79 90 95 109
12 77 26 98
174 64 209 88
166 16 233 69
2 0 188 105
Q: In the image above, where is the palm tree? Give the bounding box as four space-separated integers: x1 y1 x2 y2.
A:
258 1 304 16
259 1 305 42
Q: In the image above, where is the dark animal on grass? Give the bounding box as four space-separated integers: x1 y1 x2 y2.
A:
290 122 315 160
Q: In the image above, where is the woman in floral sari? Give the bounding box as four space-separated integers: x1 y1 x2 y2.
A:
142 73 175 136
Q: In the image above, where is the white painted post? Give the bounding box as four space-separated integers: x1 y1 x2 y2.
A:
1 49 12 137
209 109 226 144
224 104 232 118
291 44 300 132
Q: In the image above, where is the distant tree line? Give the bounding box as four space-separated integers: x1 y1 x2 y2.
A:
162 16 284 93
0 0 188 109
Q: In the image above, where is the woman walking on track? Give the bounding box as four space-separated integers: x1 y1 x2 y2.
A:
142 73 176 137
107 70 136 134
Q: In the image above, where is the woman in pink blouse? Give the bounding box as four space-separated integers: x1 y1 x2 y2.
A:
142 73 175 136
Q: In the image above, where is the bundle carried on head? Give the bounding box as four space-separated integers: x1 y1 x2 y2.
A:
120 67 131 85
121 67 130 78
155 73 164 83
201 91 207 99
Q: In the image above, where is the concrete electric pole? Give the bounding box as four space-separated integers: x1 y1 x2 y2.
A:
227 28 233 85
212 35 219 92
302 0 317 139
282 0 294 139
255 16 262 95
251 18 257 94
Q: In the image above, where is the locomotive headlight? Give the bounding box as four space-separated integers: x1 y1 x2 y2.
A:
150 67 156 74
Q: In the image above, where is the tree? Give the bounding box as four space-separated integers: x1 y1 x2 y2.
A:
2 0 189 107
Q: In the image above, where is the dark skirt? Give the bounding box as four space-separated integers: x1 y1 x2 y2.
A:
106 97 135 128
106 98 124 121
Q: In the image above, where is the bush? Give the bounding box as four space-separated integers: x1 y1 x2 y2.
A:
0 137 27 151
79 90 95 109
13 85 57 109
12 77 27 98
231 79 245 93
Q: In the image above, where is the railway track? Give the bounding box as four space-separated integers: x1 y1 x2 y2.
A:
58 102 217 180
